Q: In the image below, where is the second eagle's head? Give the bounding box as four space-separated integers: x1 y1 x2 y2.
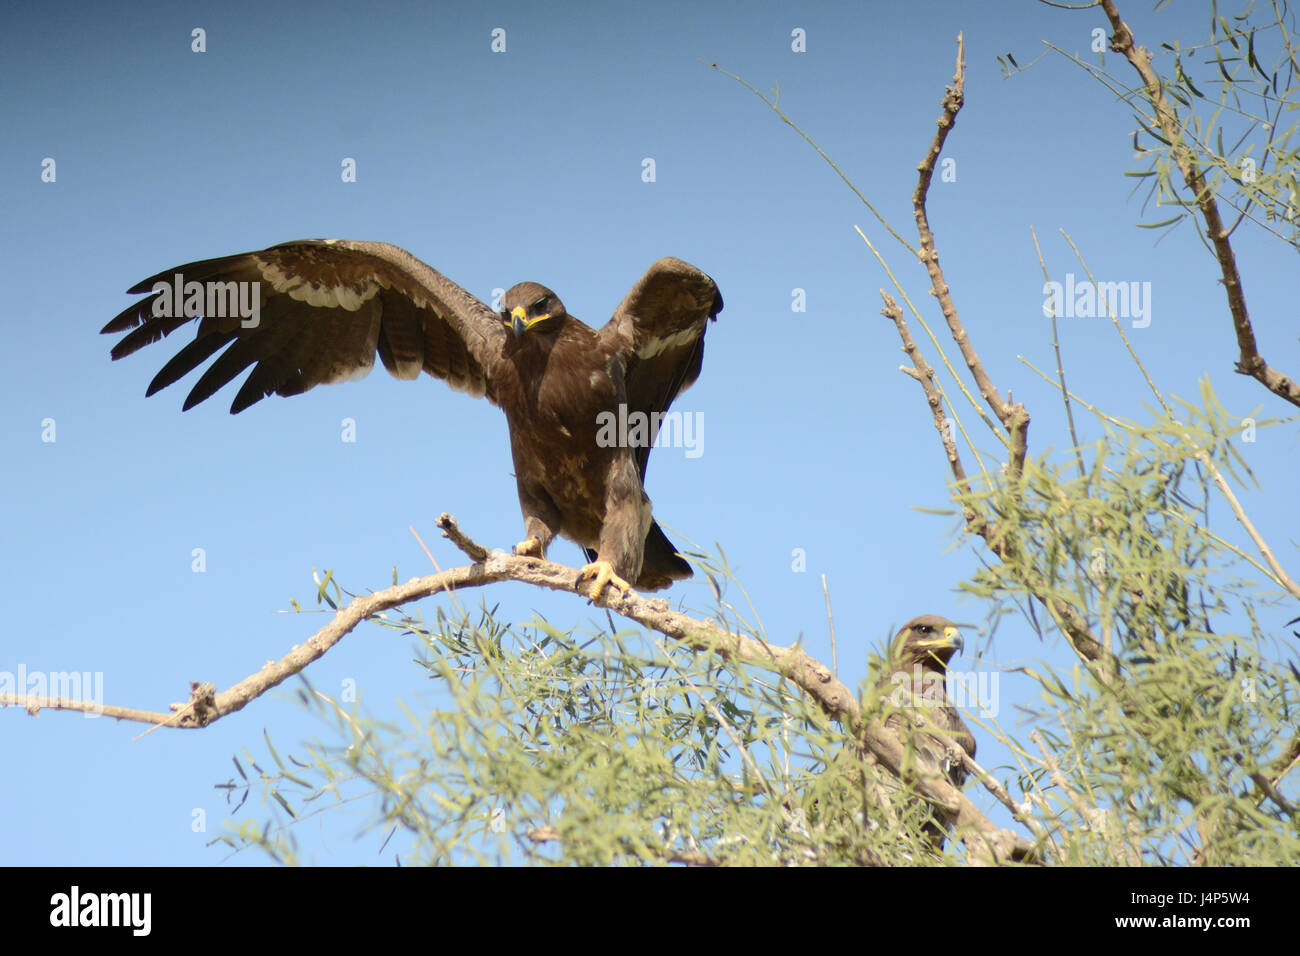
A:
889 615 964 673
501 282 567 340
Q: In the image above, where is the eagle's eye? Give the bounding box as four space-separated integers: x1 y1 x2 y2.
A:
532 297 549 313
916 624 933 635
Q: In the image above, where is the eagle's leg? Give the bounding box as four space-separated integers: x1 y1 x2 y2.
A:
514 482 560 560
580 457 650 599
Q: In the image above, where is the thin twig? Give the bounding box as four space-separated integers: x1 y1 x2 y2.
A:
1029 226 1085 479
822 573 837 679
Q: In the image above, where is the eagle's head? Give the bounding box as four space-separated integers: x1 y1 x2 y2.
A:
890 615 964 672
501 282 567 340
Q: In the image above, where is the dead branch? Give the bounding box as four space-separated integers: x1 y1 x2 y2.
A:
911 34 1032 479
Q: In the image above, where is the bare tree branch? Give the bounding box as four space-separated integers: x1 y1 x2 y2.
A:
911 34 1032 479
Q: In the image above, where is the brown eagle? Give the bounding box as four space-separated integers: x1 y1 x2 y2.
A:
872 614 976 846
101 240 722 597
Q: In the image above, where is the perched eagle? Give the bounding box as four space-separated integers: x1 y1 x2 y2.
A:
872 614 976 847
101 240 723 597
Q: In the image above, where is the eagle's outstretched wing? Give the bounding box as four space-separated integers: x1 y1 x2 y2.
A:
101 239 508 413
598 257 722 476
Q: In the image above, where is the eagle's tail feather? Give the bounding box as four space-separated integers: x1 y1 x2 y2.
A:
635 521 693 591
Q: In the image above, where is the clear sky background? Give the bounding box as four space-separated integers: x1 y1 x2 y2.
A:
4 0 1297 865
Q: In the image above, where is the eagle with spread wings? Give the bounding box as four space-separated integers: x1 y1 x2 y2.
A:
102 240 723 597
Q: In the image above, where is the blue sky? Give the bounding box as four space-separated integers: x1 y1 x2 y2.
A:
4 0 1297 865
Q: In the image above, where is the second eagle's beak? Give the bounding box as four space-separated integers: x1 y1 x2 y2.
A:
941 625 963 653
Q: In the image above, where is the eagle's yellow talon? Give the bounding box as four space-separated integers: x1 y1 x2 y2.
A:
578 560 633 600
513 536 544 558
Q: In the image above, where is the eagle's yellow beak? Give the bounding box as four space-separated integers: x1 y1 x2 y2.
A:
942 624 962 651
509 305 551 340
